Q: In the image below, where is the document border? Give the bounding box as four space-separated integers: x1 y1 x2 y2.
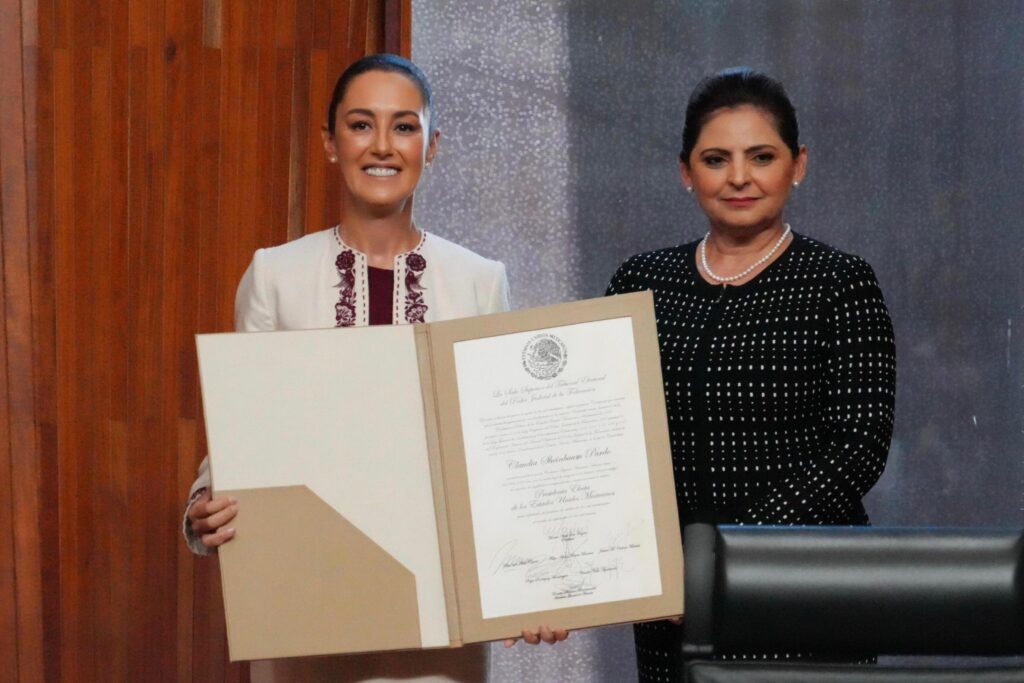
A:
426 291 683 642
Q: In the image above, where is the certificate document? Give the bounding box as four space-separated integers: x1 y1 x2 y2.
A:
198 291 682 660
454 318 661 618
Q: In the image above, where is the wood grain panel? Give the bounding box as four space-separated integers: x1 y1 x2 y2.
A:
51 40 78 682
1 0 408 679
0 155 19 683
31 2 61 679
29 3 53 660
0 0 46 679
306 47 329 234
0 317 17 683
103 6 130 679
286 0 313 241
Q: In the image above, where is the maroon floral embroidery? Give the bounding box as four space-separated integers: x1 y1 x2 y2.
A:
336 250 355 269
405 302 428 322
406 252 426 272
403 252 428 323
334 250 357 327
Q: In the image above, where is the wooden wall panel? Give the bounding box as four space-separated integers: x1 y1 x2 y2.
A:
0 0 412 680
1 0 47 679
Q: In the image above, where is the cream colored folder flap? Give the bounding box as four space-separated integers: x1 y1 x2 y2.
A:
197 325 451 661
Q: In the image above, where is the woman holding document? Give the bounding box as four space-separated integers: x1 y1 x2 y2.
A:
606 68 896 681
182 54 563 682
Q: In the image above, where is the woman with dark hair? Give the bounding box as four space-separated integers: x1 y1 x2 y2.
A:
606 68 896 681
181 53 563 682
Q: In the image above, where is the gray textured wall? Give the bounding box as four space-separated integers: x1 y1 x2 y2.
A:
414 1 1024 679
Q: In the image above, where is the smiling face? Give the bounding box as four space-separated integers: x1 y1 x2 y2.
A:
681 104 806 234
323 69 438 213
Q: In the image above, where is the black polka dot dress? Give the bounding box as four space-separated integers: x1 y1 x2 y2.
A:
606 233 896 682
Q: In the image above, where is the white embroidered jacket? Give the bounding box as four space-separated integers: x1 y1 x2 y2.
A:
183 227 510 554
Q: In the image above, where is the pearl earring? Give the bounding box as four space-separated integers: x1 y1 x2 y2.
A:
686 186 693 193
328 155 338 163
792 181 799 188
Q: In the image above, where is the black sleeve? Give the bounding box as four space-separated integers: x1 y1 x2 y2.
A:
741 258 896 524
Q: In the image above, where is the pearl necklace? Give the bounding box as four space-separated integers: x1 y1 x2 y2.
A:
700 224 791 283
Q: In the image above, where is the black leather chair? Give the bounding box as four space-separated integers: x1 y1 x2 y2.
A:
681 524 1024 682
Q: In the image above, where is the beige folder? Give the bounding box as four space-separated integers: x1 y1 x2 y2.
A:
196 291 683 662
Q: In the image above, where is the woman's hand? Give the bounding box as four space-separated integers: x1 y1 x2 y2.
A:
503 625 570 648
186 489 238 550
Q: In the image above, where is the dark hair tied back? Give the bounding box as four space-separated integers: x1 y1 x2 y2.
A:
325 53 434 136
680 67 799 164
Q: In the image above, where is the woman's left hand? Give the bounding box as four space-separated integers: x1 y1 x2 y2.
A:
503 625 570 647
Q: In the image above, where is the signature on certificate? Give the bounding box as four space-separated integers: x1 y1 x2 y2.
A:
488 522 641 600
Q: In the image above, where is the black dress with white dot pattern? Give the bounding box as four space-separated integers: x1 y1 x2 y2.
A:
606 233 896 682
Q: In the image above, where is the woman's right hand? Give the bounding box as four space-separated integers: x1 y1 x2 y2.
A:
502 625 570 648
187 489 238 550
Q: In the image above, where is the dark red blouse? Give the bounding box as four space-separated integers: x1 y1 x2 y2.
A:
367 266 394 326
